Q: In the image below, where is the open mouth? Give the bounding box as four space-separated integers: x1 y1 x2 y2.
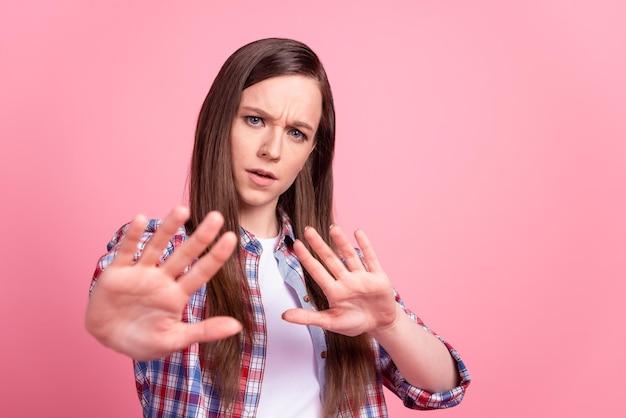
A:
249 169 276 179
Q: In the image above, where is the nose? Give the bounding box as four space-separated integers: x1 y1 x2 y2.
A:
258 127 281 161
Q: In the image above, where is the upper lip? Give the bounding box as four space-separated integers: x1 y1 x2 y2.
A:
247 168 277 179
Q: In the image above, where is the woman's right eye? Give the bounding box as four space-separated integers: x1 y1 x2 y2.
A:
246 116 264 126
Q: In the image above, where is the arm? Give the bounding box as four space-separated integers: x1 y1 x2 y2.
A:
85 205 242 361
370 301 458 392
282 225 469 396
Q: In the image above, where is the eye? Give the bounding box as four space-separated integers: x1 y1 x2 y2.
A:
245 116 264 127
288 128 307 141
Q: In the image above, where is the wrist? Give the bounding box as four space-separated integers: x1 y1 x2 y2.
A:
368 303 405 343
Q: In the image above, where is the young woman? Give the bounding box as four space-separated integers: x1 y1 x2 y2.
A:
85 38 470 418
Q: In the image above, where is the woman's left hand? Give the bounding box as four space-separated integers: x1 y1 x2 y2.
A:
284 225 461 393
282 225 398 336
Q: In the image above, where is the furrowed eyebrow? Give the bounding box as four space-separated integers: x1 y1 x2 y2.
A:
240 106 315 133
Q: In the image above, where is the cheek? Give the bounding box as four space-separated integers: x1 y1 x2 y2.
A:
229 144 239 169
301 147 315 170
229 132 245 164
230 121 247 151
290 152 313 178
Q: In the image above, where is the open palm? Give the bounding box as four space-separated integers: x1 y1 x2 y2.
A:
283 225 398 337
85 206 242 361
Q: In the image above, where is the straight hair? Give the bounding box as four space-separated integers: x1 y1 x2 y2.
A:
186 38 376 417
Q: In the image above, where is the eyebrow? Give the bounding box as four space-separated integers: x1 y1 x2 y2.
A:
239 106 315 133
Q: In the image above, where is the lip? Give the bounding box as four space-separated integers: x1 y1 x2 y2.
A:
246 168 277 187
247 168 277 179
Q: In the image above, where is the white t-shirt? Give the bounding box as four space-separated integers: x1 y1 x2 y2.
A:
255 236 323 418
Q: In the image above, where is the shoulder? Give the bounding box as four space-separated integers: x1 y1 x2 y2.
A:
90 218 189 293
100 219 189 268
106 219 188 248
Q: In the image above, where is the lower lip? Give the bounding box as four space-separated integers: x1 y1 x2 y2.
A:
247 171 276 187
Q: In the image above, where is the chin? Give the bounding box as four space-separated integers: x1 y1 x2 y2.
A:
238 196 278 210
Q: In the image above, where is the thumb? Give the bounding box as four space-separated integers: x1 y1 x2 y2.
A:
282 308 327 328
181 316 243 345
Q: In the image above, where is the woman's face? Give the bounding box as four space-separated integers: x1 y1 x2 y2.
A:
230 75 322 223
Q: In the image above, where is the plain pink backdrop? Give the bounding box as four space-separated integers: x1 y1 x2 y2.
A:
1 1 625 417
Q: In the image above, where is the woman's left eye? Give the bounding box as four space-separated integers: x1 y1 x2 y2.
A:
246 116 264 126
289 129 307 141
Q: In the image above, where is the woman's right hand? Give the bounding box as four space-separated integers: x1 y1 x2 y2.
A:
85 205 242 361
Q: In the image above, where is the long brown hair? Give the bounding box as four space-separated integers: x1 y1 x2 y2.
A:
186 38 375 416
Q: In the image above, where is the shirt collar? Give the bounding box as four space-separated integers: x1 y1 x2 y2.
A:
239 208 295 254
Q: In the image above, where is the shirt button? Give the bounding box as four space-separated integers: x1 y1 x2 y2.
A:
320 351 327 359
303 295 310 303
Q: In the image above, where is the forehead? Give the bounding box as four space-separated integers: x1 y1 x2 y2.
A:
239 75 322 125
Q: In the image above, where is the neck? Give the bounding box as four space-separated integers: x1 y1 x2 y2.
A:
238 203 280 238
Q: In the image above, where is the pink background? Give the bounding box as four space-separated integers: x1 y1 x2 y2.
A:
1 1 625 417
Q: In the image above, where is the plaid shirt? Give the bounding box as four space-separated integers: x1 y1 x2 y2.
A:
90 213 470 417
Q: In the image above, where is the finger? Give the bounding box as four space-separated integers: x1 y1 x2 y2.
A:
329 225 365 272
282 308 333 330
109 214 150 267
161 210 228 278
293 239 337 293
354 229 382 273
137 206 189 267
302 227 350 278
179 316 242 345
176 230 238 296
